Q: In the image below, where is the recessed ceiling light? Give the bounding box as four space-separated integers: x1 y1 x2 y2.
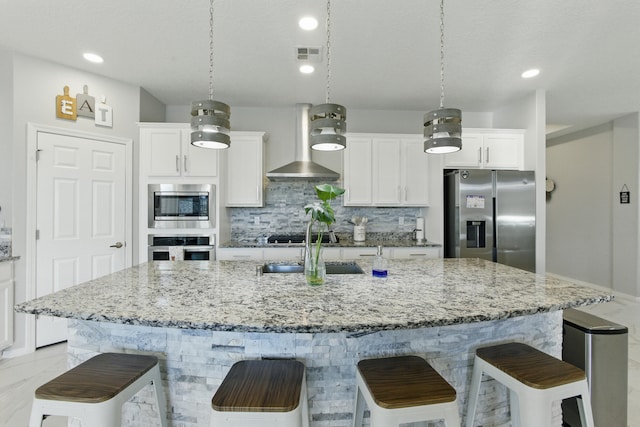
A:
83 52 104 64
299 64 315 74
299 16 318 31
521 68 540 79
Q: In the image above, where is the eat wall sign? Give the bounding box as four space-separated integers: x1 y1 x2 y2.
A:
55 85 113 128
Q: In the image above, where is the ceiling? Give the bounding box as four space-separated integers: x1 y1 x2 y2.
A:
1 0 639 138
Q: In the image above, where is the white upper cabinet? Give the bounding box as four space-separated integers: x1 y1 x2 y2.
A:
343 137 373 205
443 129 525 170
224 132 266 207
344 134 430 207
140 124 218 177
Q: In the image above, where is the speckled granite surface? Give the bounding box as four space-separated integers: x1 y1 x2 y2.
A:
15 258 611 333
0 256 19 263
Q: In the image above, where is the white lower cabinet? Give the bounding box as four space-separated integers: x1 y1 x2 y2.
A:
390 247 441 259
216 248 263 261
341 247 378 259
0 262 14 351
217 246 441 261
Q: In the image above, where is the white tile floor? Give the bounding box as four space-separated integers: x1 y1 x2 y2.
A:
1 298 638 427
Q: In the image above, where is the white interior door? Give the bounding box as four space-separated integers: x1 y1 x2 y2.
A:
35 131 127 347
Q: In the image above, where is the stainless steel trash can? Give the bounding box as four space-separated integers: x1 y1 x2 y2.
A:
562 308 628 427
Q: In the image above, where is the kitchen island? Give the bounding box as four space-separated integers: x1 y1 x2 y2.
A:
16 258 611 426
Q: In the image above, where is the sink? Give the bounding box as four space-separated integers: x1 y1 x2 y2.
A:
262 262 364 275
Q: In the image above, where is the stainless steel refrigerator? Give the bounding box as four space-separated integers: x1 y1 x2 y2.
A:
444 169 536 272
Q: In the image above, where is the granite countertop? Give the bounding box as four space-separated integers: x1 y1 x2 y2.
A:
15 258 612 333
0 256 19 263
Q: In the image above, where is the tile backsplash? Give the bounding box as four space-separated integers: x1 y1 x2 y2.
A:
0 227 11 258
229 181 423 242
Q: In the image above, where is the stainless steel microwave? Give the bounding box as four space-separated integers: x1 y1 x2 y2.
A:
148 184 215 228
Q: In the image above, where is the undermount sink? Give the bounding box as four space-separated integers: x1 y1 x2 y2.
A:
262 262 365 275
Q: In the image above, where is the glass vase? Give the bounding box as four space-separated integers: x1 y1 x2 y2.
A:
304 221 327 286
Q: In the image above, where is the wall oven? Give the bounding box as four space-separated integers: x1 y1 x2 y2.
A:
148 235 215 261
148 184 215 229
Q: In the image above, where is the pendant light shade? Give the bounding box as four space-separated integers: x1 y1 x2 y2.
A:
424 108 461 153
190 100 231 149
190 0 231 149
424 0 461 154
310 103 346 151
310 0 346 152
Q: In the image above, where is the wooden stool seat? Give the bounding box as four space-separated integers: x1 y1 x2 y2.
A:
210 359 309 426
466 342 595 427
29 352 167 427
35 353 159 403
353 355 460 426
477 342 586 389
357 356 457 409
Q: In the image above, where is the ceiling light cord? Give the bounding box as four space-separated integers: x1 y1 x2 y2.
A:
439 0 445 109
209 0 215 101
325 0 332 104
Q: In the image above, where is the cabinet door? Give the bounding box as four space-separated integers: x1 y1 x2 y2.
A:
217 248 263 260
0 262 13 351
226 135 264 207
483 134 523 169
443 134 483 168
402 139 430 206
391 247 441 259
144 128 182 176
343 138 373 206
263 247 304 261
183 129 219 177
341 247 378 259
373 138 402 205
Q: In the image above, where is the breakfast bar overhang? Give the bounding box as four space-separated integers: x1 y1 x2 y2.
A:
15 258 612 426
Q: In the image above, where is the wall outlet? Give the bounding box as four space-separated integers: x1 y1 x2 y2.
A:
254 216 260 225
399 216 405 225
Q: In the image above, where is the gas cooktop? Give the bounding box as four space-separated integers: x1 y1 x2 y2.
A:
267 234 337 244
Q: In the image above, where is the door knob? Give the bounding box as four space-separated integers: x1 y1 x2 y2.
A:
110 242 123 248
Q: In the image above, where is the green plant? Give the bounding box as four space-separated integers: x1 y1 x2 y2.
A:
303 184 345 285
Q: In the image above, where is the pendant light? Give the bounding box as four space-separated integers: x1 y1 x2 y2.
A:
310 0 347 151
191 0 231 149
424 0 461 154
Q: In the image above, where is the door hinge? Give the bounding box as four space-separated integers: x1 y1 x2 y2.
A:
35 229 40 240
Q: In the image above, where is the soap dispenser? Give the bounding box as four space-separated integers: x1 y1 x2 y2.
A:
372 245 388 278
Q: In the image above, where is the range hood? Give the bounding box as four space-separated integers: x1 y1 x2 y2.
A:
266 103 340 181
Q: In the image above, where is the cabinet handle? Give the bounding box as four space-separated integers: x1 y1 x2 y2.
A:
478 147 482 164
184 155 188 173
404 186 408 202
175 155 179 172
485 147 490 164
359 254 376 257
347 186 350 202
256 186 260 202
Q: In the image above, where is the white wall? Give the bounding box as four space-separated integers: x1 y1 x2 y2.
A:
612 114 640 297
546 124 614 288
9 53 143 355
0 49 13 227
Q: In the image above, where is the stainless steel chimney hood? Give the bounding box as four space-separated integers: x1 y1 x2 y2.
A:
266 103 340 181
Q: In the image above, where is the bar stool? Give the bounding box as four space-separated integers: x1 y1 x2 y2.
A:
210 359 309 427
353 355 460 427
465 342 594 427
29 352 167 427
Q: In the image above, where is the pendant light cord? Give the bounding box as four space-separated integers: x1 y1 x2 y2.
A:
325 0 332 104
209 0 215 101
439 0 445 109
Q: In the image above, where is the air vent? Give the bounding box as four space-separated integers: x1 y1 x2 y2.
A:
296 46 323 62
